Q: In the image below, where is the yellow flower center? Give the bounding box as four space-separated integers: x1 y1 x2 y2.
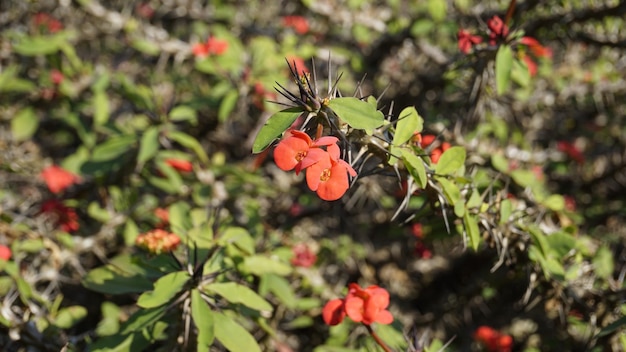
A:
296 151 307 162
320 168 331 181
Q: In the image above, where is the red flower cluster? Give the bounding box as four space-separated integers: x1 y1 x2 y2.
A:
487 16 509 46
291 243 317 268
274 130 356 201
457 29 482 54
557 141 584 164
474 326 513 352
322 283 393 326
192 37 228 58
33 13 63 33
413 133 450 164
411 223 432 259
282 16 309 35
41 199 80 232
165 158 193 172
41 165 80 194
135 229 181 254
0 245 11 261
154 207 170 228
519 36 553 76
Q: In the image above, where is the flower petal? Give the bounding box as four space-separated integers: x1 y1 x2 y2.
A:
322 299 346 326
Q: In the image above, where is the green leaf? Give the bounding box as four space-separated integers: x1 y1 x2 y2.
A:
167 130 209 164
11 107 38 141
90 135 137 162
495 45 513 95
463 212 481 251
90 331 151 352
137 271 189 308
511 169 536 188
0 66 36 93
93 91 110 126
427 0 447 22
119 306 167 335
434 176 460 205
545 232 576 259
596 315 626 338
327 97 384 134
137 126 160 166
491 153 509 173
401 149 428 188
434 146 466 175
511 56 532 87
168 201 192 235
392 107 423 146
543 194 565 211
131 38 160 56
219 227 255 255
241 255 292 276
252 108 302 153
214 312 262 352
218 89 239 122
259 274 297 308
13 34 69 56
499 199 512 225
169 105 198 123
54 306 87 329
593 246 614 280
203 282 273 312
191 289 215 348
96 302 121 336
82 257 154 295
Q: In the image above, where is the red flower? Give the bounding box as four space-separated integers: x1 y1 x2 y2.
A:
273 130 337 174
322 283 394 326
282 16 310 35
487 16 509 45
557 141 584 164
291 243 317 268
414 242 432 259
154 207 169 227
519 37 552 58
135 2 155 19
136 229 181 254
165 158 193 172
50 70 64 85
285 56 309 76
474 326 513 352
33 13 63 33
305 144 357 201
41 199 80 232
411 223 423 238
0 245 11 261
457 29 483 54
192 37 228 58
41 165 80 194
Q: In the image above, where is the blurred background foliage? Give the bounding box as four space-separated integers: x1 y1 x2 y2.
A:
0 0 625 351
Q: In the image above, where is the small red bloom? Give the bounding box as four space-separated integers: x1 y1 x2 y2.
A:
419 134 437 148
165 158 193 172
0 245 11 261
286 56 309 76
50 70 64 85
41 199 80 232
487 16 509 45
154 207 169 228
322 283 393 326
41 165 80 194
273 130 337 174
136 229 181 254
519 37 552 58
192 37 228 58
282 16 310 35
457 29 483 54
291 243 317 268
411 223 423 238
33 13 63 33
557 141 584 164
414 242 432 259
135 2 155 19
474 326 513 352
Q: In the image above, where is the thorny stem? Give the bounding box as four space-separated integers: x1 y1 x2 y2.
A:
365 324 393 352
504 0 516 27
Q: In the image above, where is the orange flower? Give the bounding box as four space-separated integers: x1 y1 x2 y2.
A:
322 283 394 326
0 245 11 261
282 16 309 35
305 144 357 201
291 243 317 267
41 165 80 194
41 199 80 232
136 229 181 254
192 36 228 58
165 158 193 172
285 56 309 76
273 130 337 174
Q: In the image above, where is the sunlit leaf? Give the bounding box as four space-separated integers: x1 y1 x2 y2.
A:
137 126 160 166
93 90 110 126
496 45 513 95
137 271 189 308
119 306 167 334
167 130 209 164
327 97 384 134
463 212 481 251
214 312 262 352
191 289 215 349
219 89 239 122
401 149 428 188
11 107 38 141
241 255 292 276
204 282 272 312
434 146 466 175
392 106 423 146
54 306 87 329
252 108 302 153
